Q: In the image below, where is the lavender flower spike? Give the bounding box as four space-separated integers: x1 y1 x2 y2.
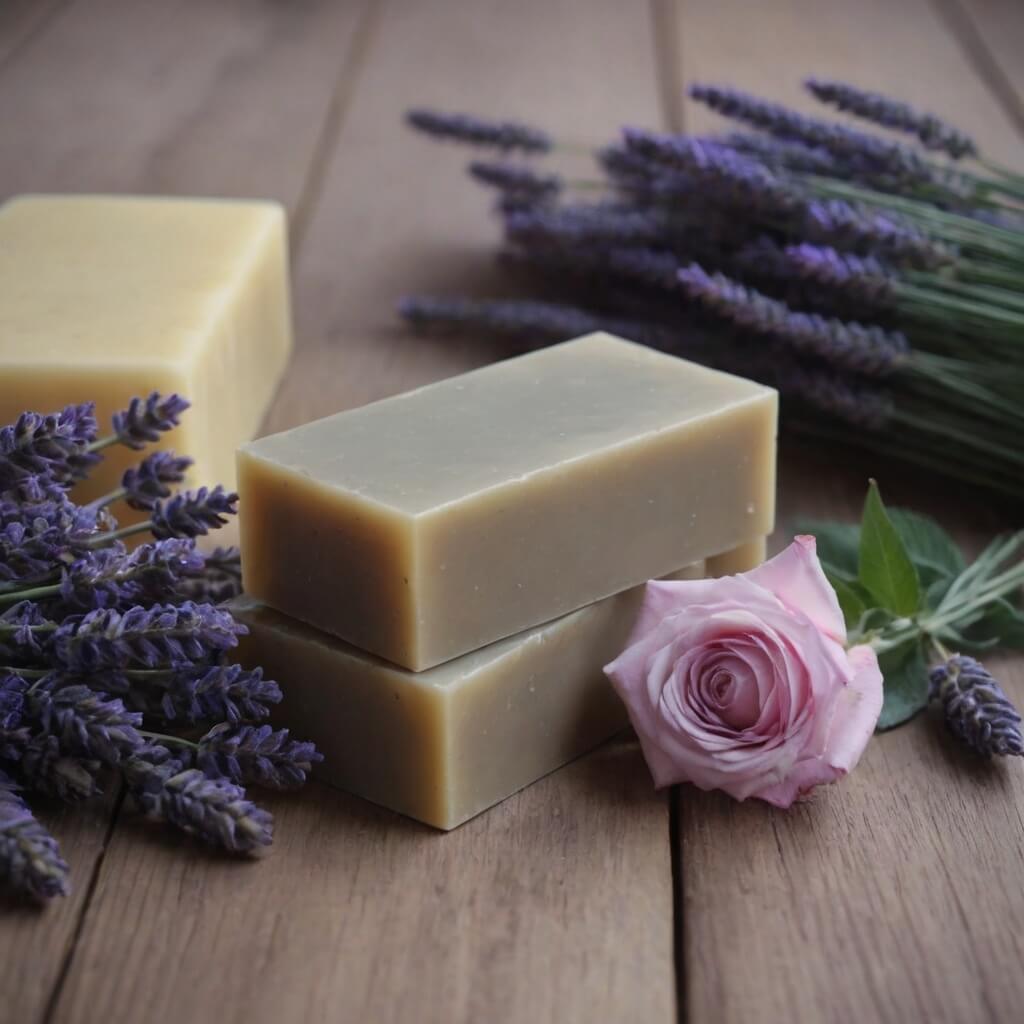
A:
468 161 562 202
784 244 897 310
158 663 282 725
197 723 323 789
0 402 99 489
121 451 193 510
929 655 1024 756
124 744 273 853
29 681 143 765
150 486 238 540
111 393 190 450
0 771 69 902
678 263 909 377
406 109 552 153
805 79 978 159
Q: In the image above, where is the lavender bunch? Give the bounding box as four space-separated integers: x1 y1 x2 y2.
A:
0 395 319 904
400 77 1024 499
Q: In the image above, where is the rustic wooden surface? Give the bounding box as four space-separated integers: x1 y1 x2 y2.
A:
1 2 1022 1022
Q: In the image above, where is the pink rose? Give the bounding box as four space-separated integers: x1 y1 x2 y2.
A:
604 536 883 807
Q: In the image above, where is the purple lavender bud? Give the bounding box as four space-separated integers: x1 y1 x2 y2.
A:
688 83 934 186
678 263 908 377
929 655 1023 756
0 770 69 901
51 601 243 672
504 203 670 248
0 402 99 490
20 733 102 802
124 743 273 853
0 675 30 761
603 248 682 290
719 131 842 176
468 161 562 202
154 663 282 725
111 393 190 450
805 78 978 159
28 679 143 765
784 243 896 309
803 199 953 270
197 724 322 789
778 363 893 430
177 547 244 605
150 486 238 540
406 109 552 153
623 129 804 217
121 451 193 511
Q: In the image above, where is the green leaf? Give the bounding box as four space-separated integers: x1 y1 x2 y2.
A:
887 508 965 601
792 519 860 580
858 481 921 617
828 573 867 630
877 638 930 730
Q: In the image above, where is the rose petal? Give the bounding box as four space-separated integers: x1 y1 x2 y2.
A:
823 644 884 773
745 535 847 644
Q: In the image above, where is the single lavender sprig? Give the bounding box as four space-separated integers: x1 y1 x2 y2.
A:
678 263 909 377
720 131 842 176
120 451 193 511
688 83 936 187
109 393 190 451
28 680 143 765
468 161 562 202
929 655 1024 756
406 109 553 153
0 403 99 490
783 243 897 309
196 724 322 789
150 486 238 540
20 734 101 802
805 78 978 159
0 771 69 902
149 664 282 725
124 743 273 853
0 674 30 760
504 203 671 248
51 601 243 672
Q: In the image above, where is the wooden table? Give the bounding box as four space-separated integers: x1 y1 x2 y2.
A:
2 2 1023 1021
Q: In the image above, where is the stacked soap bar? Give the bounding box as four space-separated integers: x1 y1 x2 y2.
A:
235 333 777 828
0 194 293 499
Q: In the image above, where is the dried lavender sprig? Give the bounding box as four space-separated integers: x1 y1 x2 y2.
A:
124 743 273 853
805 78 978 159
0 403 99 490
20 734 101 802
720 131 843 176
178 547 243 605
106 393 190 452
51 601 243 672
406 109 552 153
929 655 1023 756
119 451 193 511
145 663 282 725
197 724 322 790
0 771 69 902
504 203 671 248
783 243 897 309
28 680 143 765
0 674 29 760
689 83 936 186
678 263 909 377
468 160 562 201
149 486 238 540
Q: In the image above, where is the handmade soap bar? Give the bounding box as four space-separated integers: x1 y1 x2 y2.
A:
0 195 292 499
239 333 776 670
230 563 704 830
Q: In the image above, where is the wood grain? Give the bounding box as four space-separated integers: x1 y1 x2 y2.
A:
49 2 679 1023
0 0 372 214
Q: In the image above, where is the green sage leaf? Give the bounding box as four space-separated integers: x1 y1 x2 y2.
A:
828 573 867 630
887 507 964 601
962 597 1024 650
792 519 860 580
859 481 921 617
877 638 930 730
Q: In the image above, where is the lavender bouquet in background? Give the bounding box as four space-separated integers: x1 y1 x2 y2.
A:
401 79 1024 500
0 395 320 904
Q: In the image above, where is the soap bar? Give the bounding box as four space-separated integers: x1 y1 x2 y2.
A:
229 563 704 830
239 333 777 670
0 195 293 499
707 537 768 577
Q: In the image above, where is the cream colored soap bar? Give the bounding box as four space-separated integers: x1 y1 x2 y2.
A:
0 195 293 499
230 563 704 830
239 334 777 670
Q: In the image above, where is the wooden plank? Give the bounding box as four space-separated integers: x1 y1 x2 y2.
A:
942 0 1024 135
0 0 69 69
0 793 117 1024
51 2 678 1022
52 740 672 1024
673 0 1024 165
0 0 371 215
679 441 1024 1024
667 2 1024 1019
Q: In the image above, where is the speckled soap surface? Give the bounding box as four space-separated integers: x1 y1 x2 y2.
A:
238 333 777 670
